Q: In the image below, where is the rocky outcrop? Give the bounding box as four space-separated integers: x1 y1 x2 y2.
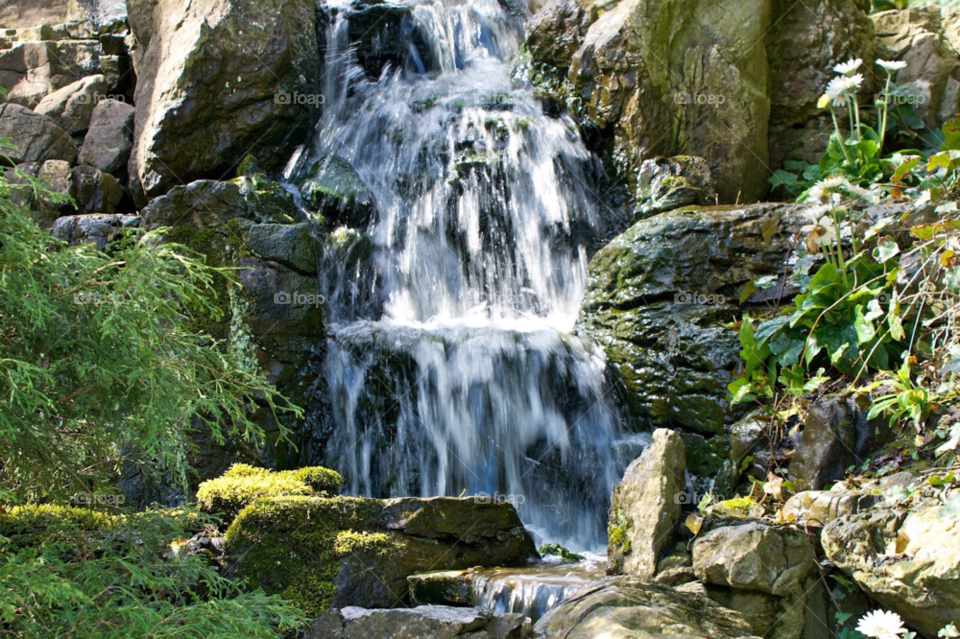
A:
532 578 755 638
528 0 770 203
0 103 77 164
225 496 539 617
578 204 806 439
823 502 960 638
766 0 875 168
634 155 716 220
873 8 960 131
126 0 321 203
782 489 878 528
308 605 526 639
607 429 685 579
0 39 108 109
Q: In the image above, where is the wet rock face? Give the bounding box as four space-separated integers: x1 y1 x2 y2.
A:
308 605 526 639
77 98 134 179
579 203 807 437
823 503 960 638
532 577 755 638
225 496 539 616
607 428 685 579
126 0 321 203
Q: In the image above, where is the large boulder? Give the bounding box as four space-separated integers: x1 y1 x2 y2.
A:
528 0 771 203
225 496 539 617
532 578 755 638
823 503 960 638
607 428 685 579
51 213 142 250
692 522 816 597
126 0 321 202
78 98 134 179
578 204 806 437
0 103 77 164
140 179 301 229
308 605 525 639
781 489 878 528
33 73 108 134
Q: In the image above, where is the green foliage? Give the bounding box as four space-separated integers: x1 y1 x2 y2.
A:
196 463 343 525
0 159 301 503
0 505 305 638
866 359 941 429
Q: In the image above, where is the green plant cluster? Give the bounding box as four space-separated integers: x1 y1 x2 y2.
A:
196 463 343 524
0 505 305 638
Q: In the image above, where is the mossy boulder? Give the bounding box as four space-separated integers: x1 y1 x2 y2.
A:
634 156 716 220
196 463 343 524
224 495 538 617
578 204 807 438
299 155 376 229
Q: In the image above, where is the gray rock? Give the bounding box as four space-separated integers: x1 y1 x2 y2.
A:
823 503 960 638
532 577 755 638
781 490 878 528
634 155 716 220
78 98 134 178
788 394 874 491
0 103 77 164
245 223 318 275
308 605 525 639
51 213 141 250
578 204 807 435
299 155 376 228
140 179 301 230
607 428 685 579
692 522 816 597
71 163 123 213
33 73 107 134
0 40 103 108
705 576 831 639
873 8 960 130
126 0 321 202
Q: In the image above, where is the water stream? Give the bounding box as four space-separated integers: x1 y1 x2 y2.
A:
291 0 634 551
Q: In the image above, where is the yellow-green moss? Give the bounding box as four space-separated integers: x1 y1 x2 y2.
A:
224 495 384 617
196 463 344 525
709 496 761 518
608 504 632 555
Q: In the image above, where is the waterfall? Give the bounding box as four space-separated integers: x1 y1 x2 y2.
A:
292 0 630 550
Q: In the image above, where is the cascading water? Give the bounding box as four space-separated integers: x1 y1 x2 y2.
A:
292 0 632 550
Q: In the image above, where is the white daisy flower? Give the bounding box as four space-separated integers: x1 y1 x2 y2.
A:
835 58 864 76
856 610 907 639
940 623 960 638
801 215 838 253
825 75 863 106
877 59 907 72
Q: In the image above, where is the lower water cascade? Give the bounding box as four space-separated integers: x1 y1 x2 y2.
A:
290 0 638 553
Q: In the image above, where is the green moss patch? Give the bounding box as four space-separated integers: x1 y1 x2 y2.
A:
196 463 343 525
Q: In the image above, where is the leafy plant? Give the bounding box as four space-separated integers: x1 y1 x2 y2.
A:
865 359 937 430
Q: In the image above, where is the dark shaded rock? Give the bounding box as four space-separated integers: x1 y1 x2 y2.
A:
0 103 77 164
140 179 301 229
578 204 807 435
126 0 321 202
308 605 525 639
532 577 754 638
78 98 134 178
225 496 539 616
607 428 685 579
788 394 874 491
245 223 318 275
407 570 473 607
705 576 831 639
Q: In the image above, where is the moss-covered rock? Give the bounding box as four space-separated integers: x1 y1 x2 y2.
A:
578 204 807 435
299 155 375 229
196 463 343 524
224 495 538 616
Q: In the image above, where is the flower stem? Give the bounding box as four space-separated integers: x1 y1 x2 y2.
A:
831 109 854 166
878 73 892 156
